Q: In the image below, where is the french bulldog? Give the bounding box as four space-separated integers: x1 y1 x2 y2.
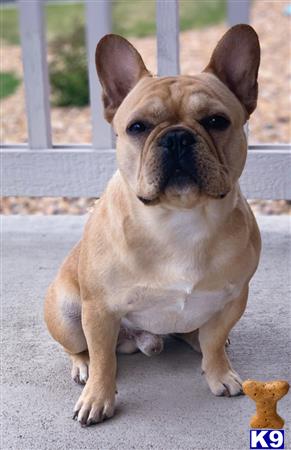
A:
44 24 261 427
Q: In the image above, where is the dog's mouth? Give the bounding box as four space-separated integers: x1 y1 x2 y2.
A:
137 195 158 205
136 130 231 206
137 168 198 205
164 167 229 201
166 168 195 187
137 167 228 205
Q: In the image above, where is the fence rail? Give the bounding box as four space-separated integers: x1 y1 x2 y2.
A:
3 145 291 199
1 0 290 199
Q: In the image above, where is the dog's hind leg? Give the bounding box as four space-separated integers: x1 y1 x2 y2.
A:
175 330 230 353
174 329 201 353
44 243 89 384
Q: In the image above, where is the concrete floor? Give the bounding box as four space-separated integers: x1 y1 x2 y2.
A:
2 215 291 450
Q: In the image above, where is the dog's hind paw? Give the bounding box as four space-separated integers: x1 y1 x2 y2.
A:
70 351 89 385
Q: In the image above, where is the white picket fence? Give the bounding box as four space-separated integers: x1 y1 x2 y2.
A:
2 0 290 199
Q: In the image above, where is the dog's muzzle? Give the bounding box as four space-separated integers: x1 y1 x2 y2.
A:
158 127 198 183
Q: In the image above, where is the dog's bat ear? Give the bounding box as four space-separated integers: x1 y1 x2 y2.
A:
96 34 151 123
204 24 260 116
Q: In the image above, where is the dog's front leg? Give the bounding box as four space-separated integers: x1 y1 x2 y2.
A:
73 297 120 426
199 285 248 397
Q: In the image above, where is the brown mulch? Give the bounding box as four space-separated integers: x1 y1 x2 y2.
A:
1 0 290 215
1 197 290 216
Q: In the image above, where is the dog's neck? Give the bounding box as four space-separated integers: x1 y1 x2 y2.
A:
138 188 239 243
109 170 241 245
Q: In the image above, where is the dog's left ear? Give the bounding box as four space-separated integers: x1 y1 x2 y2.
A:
204 24 260 116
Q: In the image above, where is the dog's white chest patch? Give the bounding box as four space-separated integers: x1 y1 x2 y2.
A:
124 282 242 334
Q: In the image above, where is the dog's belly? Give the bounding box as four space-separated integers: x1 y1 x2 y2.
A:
124 283 242 334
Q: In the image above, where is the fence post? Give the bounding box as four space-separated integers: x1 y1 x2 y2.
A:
156 0 180 76
227 0 250 26
18 0 52 149
85 0 113 149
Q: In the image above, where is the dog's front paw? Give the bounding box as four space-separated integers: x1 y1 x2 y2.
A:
73 382 116 427
204 369 243 397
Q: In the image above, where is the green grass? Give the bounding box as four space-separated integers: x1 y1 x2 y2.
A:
0 3 85 45
0 6 19 45
180 0 226 31
0 0 226 45
0 71 20 99
114 0 226 37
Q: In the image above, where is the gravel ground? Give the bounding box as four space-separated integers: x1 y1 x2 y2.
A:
1 0 290 214
0 197 290 216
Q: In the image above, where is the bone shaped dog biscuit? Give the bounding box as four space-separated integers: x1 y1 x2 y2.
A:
243 380 289 429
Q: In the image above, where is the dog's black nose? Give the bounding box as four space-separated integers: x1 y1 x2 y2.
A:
159 129 196 160
158 128 197 183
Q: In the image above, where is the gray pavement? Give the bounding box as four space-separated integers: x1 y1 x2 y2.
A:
2 214 291 450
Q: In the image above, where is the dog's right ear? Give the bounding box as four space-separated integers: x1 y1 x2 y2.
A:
96 34 151 123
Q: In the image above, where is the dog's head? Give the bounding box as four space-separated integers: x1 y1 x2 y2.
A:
96 25 260 208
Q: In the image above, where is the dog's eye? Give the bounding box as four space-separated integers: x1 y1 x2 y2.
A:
200 115 230 131
127 121 148 135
